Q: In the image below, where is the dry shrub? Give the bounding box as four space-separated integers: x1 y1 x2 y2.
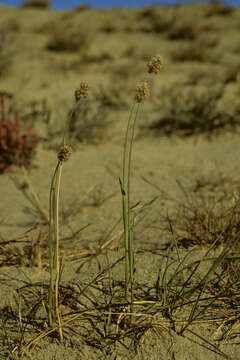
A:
167 21 198 40
74 4 91 12
219 187 240 300
137 6 159 19
21 0 51 9
223 63 240 84
139 83 240 138
0 227 48 268
220 251 240 309
175 182 240 248
100 21 118 33
137 8 176 33
168 173 240 316
46 24 93 53
205 3 234 17
171 36 218 63
0 95 41 173
171 43 209 62
161 172 240 248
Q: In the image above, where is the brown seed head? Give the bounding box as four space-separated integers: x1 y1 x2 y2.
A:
135 82 150 103
58 145 72 162
147 54 163 74
75 81 90 101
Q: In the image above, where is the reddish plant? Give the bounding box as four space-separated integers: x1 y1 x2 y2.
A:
0 95 41 173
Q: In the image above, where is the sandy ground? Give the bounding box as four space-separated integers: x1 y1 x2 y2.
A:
0 2 240 359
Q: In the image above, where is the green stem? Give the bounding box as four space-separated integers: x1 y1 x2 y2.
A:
121 102 136 300
48 162 60 327
53 161 63 340
121 73 150 305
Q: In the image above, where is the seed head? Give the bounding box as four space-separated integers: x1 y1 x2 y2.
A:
75 81 90 101
58 145 72 162
135 82 150 103
147 54 163 74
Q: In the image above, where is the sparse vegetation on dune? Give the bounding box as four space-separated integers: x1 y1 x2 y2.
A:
1 2 240 359
138 83 240 139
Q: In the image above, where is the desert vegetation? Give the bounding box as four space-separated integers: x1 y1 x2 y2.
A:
0 2 240 359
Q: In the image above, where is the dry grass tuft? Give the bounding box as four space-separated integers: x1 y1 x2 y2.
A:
150 165 240 250
0 227 48 268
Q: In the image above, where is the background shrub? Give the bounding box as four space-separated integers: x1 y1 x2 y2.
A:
0 95 42 173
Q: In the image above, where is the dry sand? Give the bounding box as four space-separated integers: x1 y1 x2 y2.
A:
0 2 240 359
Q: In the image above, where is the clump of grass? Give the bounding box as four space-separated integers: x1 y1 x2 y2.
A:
155 171 240 335
163 176 240 248
0 226 47 268
119 54 163 308
47 82 90 339
214 189 240 307
4 228 233 359
0 95 42 174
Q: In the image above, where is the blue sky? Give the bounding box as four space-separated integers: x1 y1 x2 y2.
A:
1 0 240 9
